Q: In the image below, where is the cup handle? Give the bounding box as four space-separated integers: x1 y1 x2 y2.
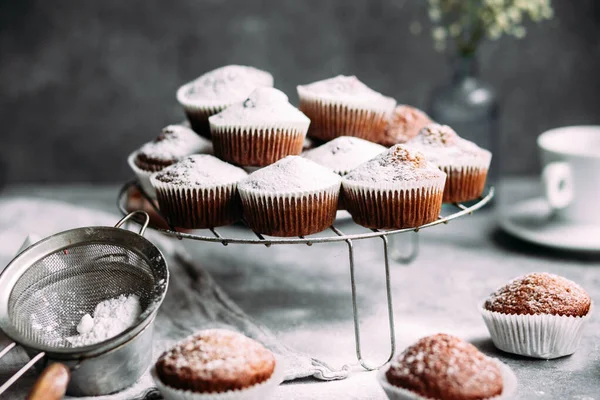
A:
542 161 573 210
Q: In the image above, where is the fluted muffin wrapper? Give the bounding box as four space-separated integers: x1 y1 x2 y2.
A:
210 123 309 167
377 358 517 400
176 86 231 137
128 151 157 199
151 355 285 400
238 183 340 237
150 178 243 229
297 95 395 143
440 165 489 203
480 303 592 359
341 176 446 229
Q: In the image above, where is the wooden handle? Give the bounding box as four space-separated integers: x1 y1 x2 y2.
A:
27 363 70 400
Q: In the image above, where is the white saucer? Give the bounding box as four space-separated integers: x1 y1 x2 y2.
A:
499 197 600 252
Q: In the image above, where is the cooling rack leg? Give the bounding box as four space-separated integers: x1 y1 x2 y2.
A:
345 237 396 371
389 231 419 264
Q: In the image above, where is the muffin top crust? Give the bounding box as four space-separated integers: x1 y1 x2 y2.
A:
343 144 446 184
238 155 341 193
379 105 433 146
177 65 274 106
386 333 503 400
135 125 211 171
155 329 276 393
297 75 396 111
152 154 247 187
484 272 591 317
407 124 492 169
301 136 386 175
209 87 310 128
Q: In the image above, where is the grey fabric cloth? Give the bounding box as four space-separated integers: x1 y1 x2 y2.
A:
0 198 347 400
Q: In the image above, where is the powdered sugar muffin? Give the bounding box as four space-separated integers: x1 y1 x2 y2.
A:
209 88 310 167
481 272 592 359
342 145 446 229
150 155 248 228
407 124 491 203
177 65 274 137
301 136 386 176
128 124 212 198
153 329 281 398
238 156 341 236
379 334 516 400
379 105 433 146
297 75 396 143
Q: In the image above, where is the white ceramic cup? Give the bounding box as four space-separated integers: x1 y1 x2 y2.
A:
538 126 600 224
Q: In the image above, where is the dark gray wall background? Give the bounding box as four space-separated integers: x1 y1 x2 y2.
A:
1 0 599 183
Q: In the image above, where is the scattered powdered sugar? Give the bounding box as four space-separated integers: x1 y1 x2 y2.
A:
66 294 141 347
343 144 445 183
301 136 386 175
297 75 396 110
157 329 274 381
484 272 591 316
177 65 273 106
388 334 502 395
153 155 247 187
137 125 211 160
209 87 310 127
407 124 492 168
238 156 341 193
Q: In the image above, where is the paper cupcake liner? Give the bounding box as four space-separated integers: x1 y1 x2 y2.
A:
239 183 340 237
151 355 285 400
480 303 592 359
210 125 308 167
298 98 392 143
441 166 489 203
181 104 228 139
176 83 229 138
128 151 157 199
377 358 517 400
151 179 242 229
341 176 445 229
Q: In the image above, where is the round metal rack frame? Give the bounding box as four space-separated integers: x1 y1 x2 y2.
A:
117 180 494 371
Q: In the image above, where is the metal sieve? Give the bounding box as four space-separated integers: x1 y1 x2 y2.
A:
0 211 169 397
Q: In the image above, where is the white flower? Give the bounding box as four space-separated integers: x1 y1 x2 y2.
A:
428 7 442 22
432 26 447 41
449 23 462 37
512 26 526 38
410 21 423 35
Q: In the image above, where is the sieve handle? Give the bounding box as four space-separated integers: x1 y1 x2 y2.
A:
27 363 70 400
115 211 150 236
0 350 45 395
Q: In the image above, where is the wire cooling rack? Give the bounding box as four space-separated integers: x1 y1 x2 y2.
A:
118 180 494 371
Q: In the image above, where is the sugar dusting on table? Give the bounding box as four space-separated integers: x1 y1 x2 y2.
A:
67 294 142 347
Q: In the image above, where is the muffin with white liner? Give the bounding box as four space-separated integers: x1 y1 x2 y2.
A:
238 156 341 237
150 155 247 229
128 124 212 198
407 124 491 203
301 136 386 176
481 272 592 359
209 88 310 167
342 145 446 229
297 75 396 143
378 333 517 400
152 329 283 400
177 65 274 138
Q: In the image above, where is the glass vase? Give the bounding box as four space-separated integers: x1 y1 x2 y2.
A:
428 53 500 191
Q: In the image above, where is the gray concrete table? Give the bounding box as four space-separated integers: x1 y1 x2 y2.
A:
2 178 599 399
